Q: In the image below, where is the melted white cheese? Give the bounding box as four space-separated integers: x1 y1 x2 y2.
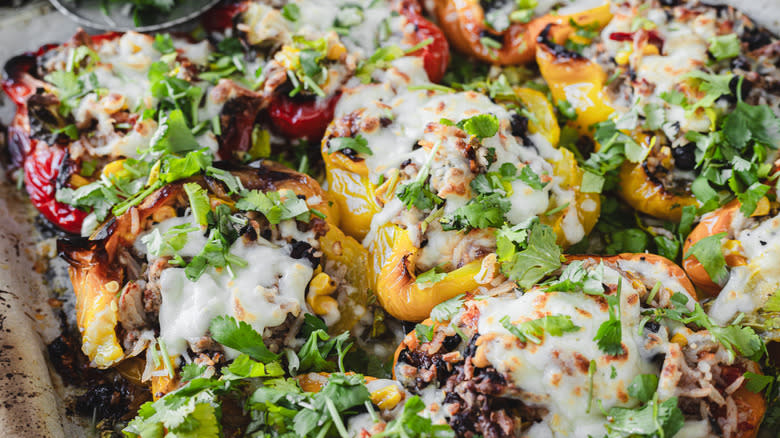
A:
710 213 780 324
475 266 657 438
141 216 314 358
339 62 582 271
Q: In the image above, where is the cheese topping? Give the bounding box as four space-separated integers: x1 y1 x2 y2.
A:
335 60 583 272
140 216 315 358
710 213 780 325
475 266 656 438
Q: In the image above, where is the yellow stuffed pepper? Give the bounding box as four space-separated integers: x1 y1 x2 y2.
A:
538 1 780 222
427 0 612 65
322 62 599 322
536 24 701 221
59 162 370 397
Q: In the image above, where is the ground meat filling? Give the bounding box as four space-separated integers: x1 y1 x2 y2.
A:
397 334 531 438
113 196 327 363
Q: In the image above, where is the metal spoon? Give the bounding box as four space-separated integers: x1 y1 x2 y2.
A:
48 0 221 32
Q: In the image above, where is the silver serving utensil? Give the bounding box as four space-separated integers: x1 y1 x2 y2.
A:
48 0 221 32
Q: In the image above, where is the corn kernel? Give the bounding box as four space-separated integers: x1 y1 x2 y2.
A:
752 197 770 217
310 273 337 296
309 296 338 316
670 333 687 346
152 205 177 223
275 45 300 70
641 44 659 56
615 47 633 65
102 159 127 178
147 160 161 186
327 41 347 60
371 384 402 410
307 273 338 315
69 174 90 188
723 240 748 267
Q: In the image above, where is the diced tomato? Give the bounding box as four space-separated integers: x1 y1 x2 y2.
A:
268 93 341 140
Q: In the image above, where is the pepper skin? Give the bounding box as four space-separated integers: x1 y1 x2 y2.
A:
430 0 612 65
682 200 757 297
536 35 614 134
57 163 349 377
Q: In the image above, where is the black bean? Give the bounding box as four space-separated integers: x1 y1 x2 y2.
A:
742 26 773 51
645 320 661 333
442 335 462 352
673 143 696 171
510 113 528 138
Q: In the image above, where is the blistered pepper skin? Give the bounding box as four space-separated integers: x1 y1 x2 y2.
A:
58 163 352 390
24 144 89 234
431 0 612 65
536 41 614 134
682 200 740 296
325 88 600 321
617 161 699 222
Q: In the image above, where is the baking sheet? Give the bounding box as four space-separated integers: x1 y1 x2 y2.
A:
0 1 779 437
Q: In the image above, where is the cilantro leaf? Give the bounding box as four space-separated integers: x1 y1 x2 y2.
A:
737 182 770 216
456 113 499 139
723 101 780 150
183 182 210 227
606 397 684 438
685 70 734 112
500 314 580 344
416 266 448 287
744 372 774 393
415 323 434 343
397 179 443 211
627 374 658 403
149 109 200 155
594 278 624 356
375 395 455 438
281 3 300 21
708 33 740 61
296 330 351 373
441 193 510 231
683 232 727 284
328 135 373 156
153 34 176 54
236 189 311 224
209 316 280 362
595 318 623 356
500 222 562 289
430 294 465 322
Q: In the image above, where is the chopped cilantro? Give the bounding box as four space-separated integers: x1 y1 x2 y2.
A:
683 232 727 284
281 3 300 21
415 323 434 343
209 316 280 362
457 113 500 139
328 135 373 156
416 266 448 287
430 294 466 322
499 221 562 289
500 314 580 344
708 33 740 61
235 189 312 224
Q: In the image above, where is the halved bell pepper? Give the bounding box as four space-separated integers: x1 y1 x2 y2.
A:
321 139 379 241
58 163 357 384
537 41 702 222
367 223 487 322
682 199 773 297
430 0 612 65
319 224 372 334
536 37 614 135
